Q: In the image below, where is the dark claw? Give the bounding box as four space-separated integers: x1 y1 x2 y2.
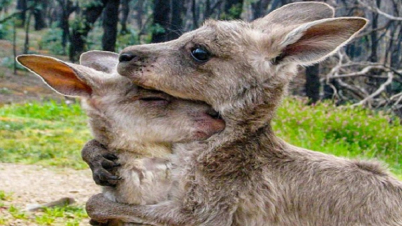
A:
93 169 121 187
102 153 118 161
101 159 121 170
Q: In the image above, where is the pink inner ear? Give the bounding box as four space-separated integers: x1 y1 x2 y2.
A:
281 19 367 63
18 56 92 97
284 24 344 57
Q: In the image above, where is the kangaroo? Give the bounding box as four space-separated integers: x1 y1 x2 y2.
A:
86 2 402 226
17 51 225 226
85 2 402 226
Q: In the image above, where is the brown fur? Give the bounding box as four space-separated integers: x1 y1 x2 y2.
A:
17 52 224 226
86 2 402 226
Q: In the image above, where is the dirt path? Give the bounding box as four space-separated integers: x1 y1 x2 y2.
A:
0 163 100 225
0 163 100 207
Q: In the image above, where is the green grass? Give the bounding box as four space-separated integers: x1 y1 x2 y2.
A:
273 98 402 176
34 205 87 226
0 100 91 169
0 190 12 201
1 98 400 176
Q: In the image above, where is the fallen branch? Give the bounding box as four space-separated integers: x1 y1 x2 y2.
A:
357 0 402 21
352 72 394 107
330 65 388 79
391 93 402 110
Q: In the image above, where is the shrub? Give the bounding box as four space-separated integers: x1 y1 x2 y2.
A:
38 25 65 55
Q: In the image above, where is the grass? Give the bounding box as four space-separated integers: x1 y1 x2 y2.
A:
273 98 402 176
0 98 400 175
0 100 91 169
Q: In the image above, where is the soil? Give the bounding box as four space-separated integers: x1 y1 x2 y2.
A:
0 163 100 225
0 163 99 207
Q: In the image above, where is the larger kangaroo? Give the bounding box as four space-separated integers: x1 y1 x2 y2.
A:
86 2 402 226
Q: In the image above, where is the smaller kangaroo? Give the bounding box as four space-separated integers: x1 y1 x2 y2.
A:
85 2 402 226
17 51 225 226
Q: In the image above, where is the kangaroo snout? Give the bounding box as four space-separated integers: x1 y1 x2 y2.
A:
119 52 137 63
118 50 149 65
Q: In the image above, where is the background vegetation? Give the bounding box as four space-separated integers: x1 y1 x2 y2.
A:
0 0 401 110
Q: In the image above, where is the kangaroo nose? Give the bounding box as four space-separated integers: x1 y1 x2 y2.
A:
119 53 136 62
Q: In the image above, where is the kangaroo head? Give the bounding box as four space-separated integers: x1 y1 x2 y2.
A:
17 52 225 152
117 2 367 131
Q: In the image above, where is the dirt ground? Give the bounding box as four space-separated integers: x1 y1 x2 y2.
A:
0 163 100 225
0 163 99 208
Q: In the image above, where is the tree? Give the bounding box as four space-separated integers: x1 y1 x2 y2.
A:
151 0 170 43
152 0 185 43
69 0 107 62
120 0 131 34
56 0 77 54
102 0 120 51
16 0 27 26
305 65 320 104
32 0 47 30
169 0 184 40
222 0 244 20
251 0 270 20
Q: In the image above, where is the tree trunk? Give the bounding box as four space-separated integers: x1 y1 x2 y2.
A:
169 0 184 40
135 0 144 30
16 0 27 27
369 0 381 62
13 19 17 75
390 26 402 68
57 0 76 55
69 0 107 62
152 0 170 43
251 0 270 19
305 64 320 104
120 0 130 34
102 0 120 52
33 0 47 30
191 0 198 28
23 11 32 54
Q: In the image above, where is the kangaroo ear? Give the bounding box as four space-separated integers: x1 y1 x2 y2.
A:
252 2 335 29
275 17 368 65
80 50 119 73
17 55 93 97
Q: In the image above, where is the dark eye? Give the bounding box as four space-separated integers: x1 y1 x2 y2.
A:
191 47 210 63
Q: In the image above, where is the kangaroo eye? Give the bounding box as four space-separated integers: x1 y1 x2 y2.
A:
191 47 210 63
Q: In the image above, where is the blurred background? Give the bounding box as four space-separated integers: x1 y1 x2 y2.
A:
0 0 401 111
0 1 401 225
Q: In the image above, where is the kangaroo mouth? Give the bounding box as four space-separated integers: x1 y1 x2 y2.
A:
206 108 223 120
138 86 223 120
139 95 169 102
137 87 171 103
